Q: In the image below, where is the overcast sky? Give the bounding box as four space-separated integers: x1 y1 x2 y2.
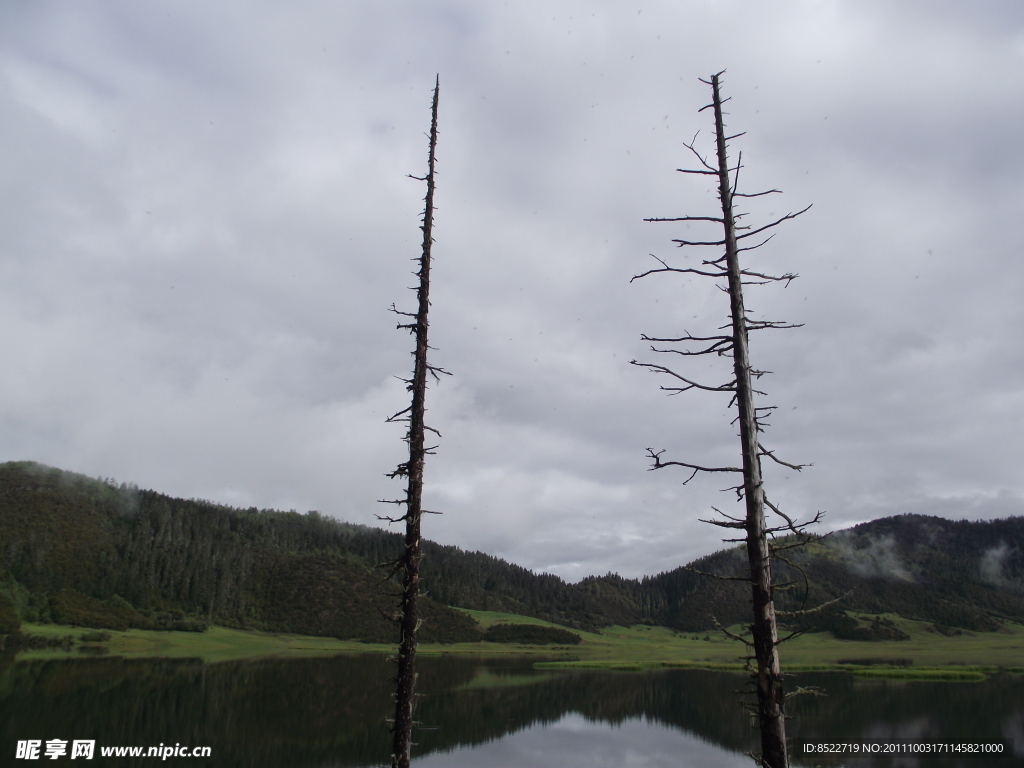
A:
2 0 1023 581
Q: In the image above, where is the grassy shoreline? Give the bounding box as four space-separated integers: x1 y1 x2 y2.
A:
10 609 1024 679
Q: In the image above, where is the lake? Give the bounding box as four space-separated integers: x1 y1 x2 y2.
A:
1 653 1021 766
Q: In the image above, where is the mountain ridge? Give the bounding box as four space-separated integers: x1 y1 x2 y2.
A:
2 461 1022 641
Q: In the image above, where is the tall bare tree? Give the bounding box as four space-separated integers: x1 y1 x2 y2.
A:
632 72 814 768
379 76 448 768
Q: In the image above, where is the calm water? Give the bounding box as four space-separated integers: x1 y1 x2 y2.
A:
1 652 1021 767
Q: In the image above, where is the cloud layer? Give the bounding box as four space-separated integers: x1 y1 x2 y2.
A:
2 0 1023 580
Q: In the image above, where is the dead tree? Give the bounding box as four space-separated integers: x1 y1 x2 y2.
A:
379 76 449 768
632 72 816 768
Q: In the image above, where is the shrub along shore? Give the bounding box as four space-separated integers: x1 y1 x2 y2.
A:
7 609 1024 679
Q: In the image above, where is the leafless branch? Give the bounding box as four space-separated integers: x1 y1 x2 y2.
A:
775 591 852 618
698 517 748 530
736 235 776 253
680 131 717 172
787 685 826 698
747 320 804 331
426 365 452 383
671 237 727 247
712 616 754 647
630 361 737 393
641 332 731 344
767 540 812 556
735 205 812 240
375 512 408 525
386 406 413 423
388 303 417 319
757 443 809 472
733 189 782 198
644 449 742 484
739 269 799 285
712 505 747 523
630 253 727 281
763 497 824 537
646 338 733 356
775 628 810 644
686 566 750 581
644 215 724 223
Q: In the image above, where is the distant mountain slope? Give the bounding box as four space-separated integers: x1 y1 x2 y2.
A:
2 461 1022 640
0 462 479 642
636 515 1024 634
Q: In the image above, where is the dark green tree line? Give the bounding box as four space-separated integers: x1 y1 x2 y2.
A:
2 462 1022 644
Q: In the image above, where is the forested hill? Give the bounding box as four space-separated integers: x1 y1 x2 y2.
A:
2 461 1023 641
637 514 1024 636
0 461 620 637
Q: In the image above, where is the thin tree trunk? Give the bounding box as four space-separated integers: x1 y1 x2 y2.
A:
710 72 788 768
390 77 439 768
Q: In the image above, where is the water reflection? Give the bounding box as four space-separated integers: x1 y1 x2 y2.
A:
0 652 1020 767
412 713 750 768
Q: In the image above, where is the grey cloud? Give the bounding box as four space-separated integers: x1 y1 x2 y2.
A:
1 1 1022 580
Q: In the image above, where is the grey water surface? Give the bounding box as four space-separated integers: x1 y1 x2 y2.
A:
1 653 1021 767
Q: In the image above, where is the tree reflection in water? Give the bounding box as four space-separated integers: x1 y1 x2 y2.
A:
1 652 1021 767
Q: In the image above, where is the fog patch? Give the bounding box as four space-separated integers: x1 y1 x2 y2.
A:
832 532 915 582
979 542 1022 592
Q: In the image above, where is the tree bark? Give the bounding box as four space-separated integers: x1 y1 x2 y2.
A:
390 76 439 768
710 72 788 768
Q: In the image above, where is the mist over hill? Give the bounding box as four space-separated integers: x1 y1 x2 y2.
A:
2 461 1022 641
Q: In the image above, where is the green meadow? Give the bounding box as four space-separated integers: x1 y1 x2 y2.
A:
13 622 381 664
13 609 1024 679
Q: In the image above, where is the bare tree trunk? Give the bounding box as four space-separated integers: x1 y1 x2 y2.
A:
386 77 441 768
709 73 788 768
632 71 813 768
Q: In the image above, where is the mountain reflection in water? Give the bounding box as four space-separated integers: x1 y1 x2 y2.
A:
412 712 749 768
1 653 1021 767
